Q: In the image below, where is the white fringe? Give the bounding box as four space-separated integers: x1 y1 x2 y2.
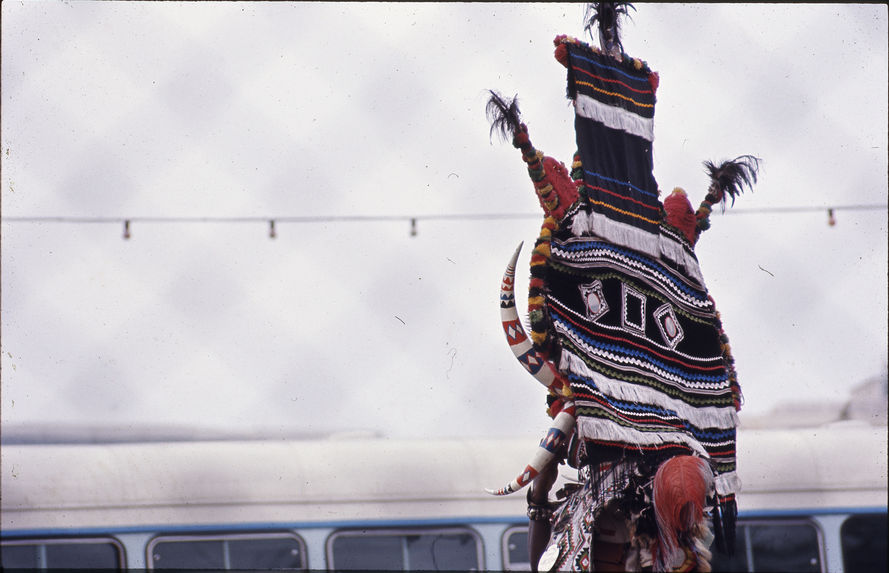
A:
574 94 655 142
561 351 740 430
715 471 742 497
576 417 710 458
568 210 706 285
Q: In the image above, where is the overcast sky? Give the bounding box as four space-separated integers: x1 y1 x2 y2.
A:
2 2 886 440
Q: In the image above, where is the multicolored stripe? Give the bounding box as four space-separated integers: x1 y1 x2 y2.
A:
545 230 739 494
552 239 711 307
567 48 656 117
566 41 661 238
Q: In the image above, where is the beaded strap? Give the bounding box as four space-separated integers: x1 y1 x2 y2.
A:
527 502 555 522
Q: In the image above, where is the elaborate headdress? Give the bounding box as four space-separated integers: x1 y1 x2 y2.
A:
486 4 759 571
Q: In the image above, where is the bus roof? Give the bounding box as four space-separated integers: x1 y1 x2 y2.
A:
2 423 886 532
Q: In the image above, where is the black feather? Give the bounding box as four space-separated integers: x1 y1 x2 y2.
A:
486 90 523 143
584 2 636 54
703 155 761 208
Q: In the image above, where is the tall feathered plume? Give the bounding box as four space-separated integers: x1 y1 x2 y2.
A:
486 90 524 143
584 2 635 55
703 155 761 208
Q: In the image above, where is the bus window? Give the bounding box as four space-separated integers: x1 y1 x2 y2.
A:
327 528 483 571
502 526 531 571
0 537 124 570
147 532 305 570
328 534 402 570
710 520 822 573
151 539 225 569
841 513 888 573
227 536 306 569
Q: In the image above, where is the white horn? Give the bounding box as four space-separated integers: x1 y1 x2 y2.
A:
489 244 576 496
486 405 576 496
500 243 565 395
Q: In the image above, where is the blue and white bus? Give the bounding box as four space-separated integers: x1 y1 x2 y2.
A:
1 421 885 571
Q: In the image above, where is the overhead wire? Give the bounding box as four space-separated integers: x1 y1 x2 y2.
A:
2 204 885 223
1 204 886 238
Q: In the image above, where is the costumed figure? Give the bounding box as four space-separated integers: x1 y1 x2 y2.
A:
485 4 760 572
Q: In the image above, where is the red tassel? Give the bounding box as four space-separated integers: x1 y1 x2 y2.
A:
547 395 575 418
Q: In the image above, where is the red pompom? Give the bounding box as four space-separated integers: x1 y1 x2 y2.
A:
663 188 697 245
648 71 660 94
554 44 569 68
539 156 579 221
512 128 530 149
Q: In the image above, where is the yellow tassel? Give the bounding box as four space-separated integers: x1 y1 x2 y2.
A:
536 185 555 199
528 295 546 307
531 330 548 346
533 243 551 257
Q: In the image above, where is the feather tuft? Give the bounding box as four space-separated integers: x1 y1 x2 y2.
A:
584 2 636 55
486 90 524 143
703 155 761 208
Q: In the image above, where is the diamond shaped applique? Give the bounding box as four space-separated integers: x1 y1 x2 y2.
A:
654 303 684 348
621 283 646 335
579 280 609 322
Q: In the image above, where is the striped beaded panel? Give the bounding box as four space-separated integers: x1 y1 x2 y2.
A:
566 42 661 235
546 234 739 488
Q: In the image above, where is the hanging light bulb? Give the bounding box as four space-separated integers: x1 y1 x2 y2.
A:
827 208 836 227
410 218 417 237
123 220 131 239
269 219 277 239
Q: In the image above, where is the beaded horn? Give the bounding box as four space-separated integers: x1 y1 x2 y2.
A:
497 243 567 396
486 243 575 496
